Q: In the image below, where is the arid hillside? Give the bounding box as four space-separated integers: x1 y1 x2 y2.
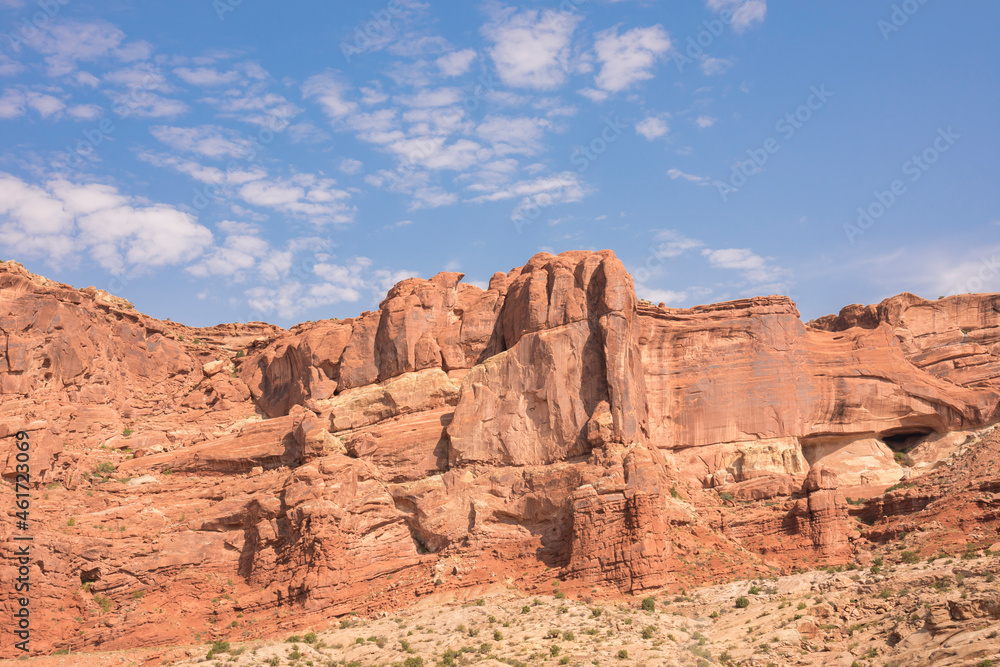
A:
1 250 999 663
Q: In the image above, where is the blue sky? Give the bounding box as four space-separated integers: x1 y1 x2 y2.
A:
0 0 997 327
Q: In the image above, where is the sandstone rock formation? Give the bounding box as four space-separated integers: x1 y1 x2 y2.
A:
1 252 1000 658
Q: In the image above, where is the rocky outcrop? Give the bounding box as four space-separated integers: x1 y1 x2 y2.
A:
3 252 1000 657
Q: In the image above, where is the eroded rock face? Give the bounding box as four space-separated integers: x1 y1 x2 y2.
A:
3 253 1000 657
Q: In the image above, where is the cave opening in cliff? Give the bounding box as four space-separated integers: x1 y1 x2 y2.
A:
880 427 935 452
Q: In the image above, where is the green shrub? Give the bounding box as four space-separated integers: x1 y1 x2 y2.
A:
209 640 230 654
901 550 920 564
734 596 750 609
718 491 734 502
641 596 656 612
403 658 424 667
122 427 133 437
95 462 115 475
641 625 656 639
521 605 530 614
94 594 112 613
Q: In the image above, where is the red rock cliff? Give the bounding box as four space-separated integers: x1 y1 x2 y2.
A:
1 253 999 657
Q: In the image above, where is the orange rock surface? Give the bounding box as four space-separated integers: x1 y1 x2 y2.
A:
1 252 999 657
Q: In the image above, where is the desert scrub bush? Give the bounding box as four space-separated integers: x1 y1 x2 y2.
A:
546 629 560 639
900 550 920 564
641 596 656 612
562 631 574 641
403 658 424 667
95 461 115 475
122 427 133 437
641 625 657 639
493 630 503 641
616 649 628 659
734 596 750 609
520 605 530 614
718 491 734 502
884 481 915 493
748 585 762 595
591 607 603 618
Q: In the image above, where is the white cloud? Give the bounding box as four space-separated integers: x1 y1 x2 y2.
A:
592 25 671 94
25 91 65 117
386 136 484 171
700 56 733 76
482 6 580 90
396 87 463 108
652 229 704 258
67 103 103 120
436 49 477 76
410 186 458 209
476 115 552 155
286 121 330 144
245 256 408 320
702 247 790 288
0 88 25 118
0 53 25 77
137 151 265 185
0 88 72 119
695 115 716 128
201 83 301 128
107 91 188 118
150 124 249 159
104 65 173 92
187 225 271 281
635 116 669 140
302 71 357 120
237 173 354 224
32 20 148 77
339 158 363 174
360 83 389 106
706 0 767 33
174 66 241 86
666 167 715 186
0 172 212 273
469 171 588 219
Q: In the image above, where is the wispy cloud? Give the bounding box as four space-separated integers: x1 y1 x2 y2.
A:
591 25 672 95
0 171 212 273
482 5 581 90
706 0 767 33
